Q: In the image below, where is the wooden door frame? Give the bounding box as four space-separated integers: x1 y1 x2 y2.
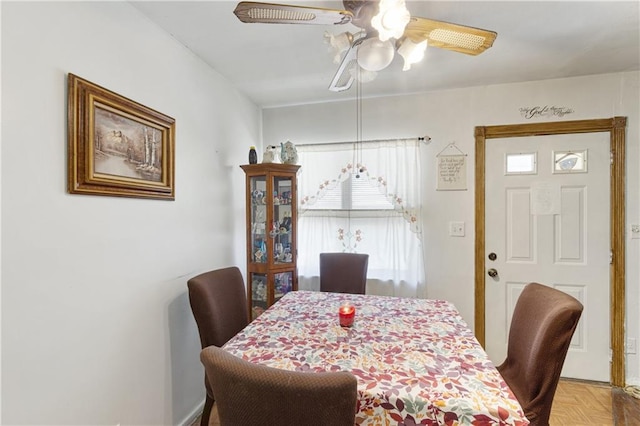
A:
474 117 627 387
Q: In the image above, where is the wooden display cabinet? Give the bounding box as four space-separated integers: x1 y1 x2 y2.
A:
240 163 300 320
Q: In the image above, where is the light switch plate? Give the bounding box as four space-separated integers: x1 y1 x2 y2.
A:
449 221 465 237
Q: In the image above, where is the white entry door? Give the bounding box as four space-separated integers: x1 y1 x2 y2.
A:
484 133 610 382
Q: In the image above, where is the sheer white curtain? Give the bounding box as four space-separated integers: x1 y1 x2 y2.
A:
296 139 425 298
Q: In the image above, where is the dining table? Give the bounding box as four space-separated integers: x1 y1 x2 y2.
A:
222 290 529 425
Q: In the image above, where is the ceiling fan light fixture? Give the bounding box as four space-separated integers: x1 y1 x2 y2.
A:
234 1 498 92
324 31 354 63
371 0 411 41
357 37 395 72
397 38 428 71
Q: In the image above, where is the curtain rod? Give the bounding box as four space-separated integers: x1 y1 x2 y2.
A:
296 136 431 148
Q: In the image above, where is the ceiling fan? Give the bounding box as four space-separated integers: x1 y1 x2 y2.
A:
233 0 497 92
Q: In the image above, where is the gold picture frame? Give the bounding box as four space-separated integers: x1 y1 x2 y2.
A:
67 73 175 200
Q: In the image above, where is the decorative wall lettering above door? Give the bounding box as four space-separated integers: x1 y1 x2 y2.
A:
519 105 575 119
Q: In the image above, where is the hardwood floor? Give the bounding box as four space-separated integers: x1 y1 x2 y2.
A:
192 379 640 425
550 379 614 425
548 379 640 426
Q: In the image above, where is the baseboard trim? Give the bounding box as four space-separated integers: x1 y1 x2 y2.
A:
625 377 640 387
179 399 204 426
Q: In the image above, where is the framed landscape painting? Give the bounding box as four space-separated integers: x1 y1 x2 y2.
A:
67 73 175 200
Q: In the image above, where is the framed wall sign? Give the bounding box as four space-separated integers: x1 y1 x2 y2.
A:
67 73 175 200
436 142 467 191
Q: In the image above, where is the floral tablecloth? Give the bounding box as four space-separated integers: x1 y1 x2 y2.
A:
223 291 529 425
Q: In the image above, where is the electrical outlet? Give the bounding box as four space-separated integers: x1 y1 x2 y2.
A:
632 224 640 239
449 221 465 237
627 338 637 354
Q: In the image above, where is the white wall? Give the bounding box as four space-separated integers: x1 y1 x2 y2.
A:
263 72 640 385
1 2 260 424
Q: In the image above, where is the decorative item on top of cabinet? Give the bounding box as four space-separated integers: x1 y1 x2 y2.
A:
241 163 300 320
262 145 278 163
280 140 298 164
248 146 258 164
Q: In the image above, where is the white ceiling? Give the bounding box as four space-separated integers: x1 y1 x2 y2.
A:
131 1 640 108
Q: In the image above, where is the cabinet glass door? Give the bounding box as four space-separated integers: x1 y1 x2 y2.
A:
250 176 267 263
272 176 293 264
274 271 293 303
249 273 268 319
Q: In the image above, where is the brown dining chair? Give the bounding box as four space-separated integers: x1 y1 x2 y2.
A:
188 267 250 426
200 345 358 426
497 282 583 426
319 252 369 294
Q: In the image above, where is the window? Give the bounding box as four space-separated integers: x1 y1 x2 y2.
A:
306 174 394 210
505 152 537 175
553 150 588 173
295 139 425 298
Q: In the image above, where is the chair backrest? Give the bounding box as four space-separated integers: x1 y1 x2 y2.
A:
497 282 583 426
319 252 369 294
200 346 358 426
187 267 249 349
188 267 250 426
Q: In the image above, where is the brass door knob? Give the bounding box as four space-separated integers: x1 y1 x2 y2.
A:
487 268 498 278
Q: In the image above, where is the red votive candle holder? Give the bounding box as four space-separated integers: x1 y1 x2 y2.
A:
339 303 356 327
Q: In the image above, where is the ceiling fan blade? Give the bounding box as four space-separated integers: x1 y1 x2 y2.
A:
404 17 497 56
328 35 366 92
234 1 353 25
